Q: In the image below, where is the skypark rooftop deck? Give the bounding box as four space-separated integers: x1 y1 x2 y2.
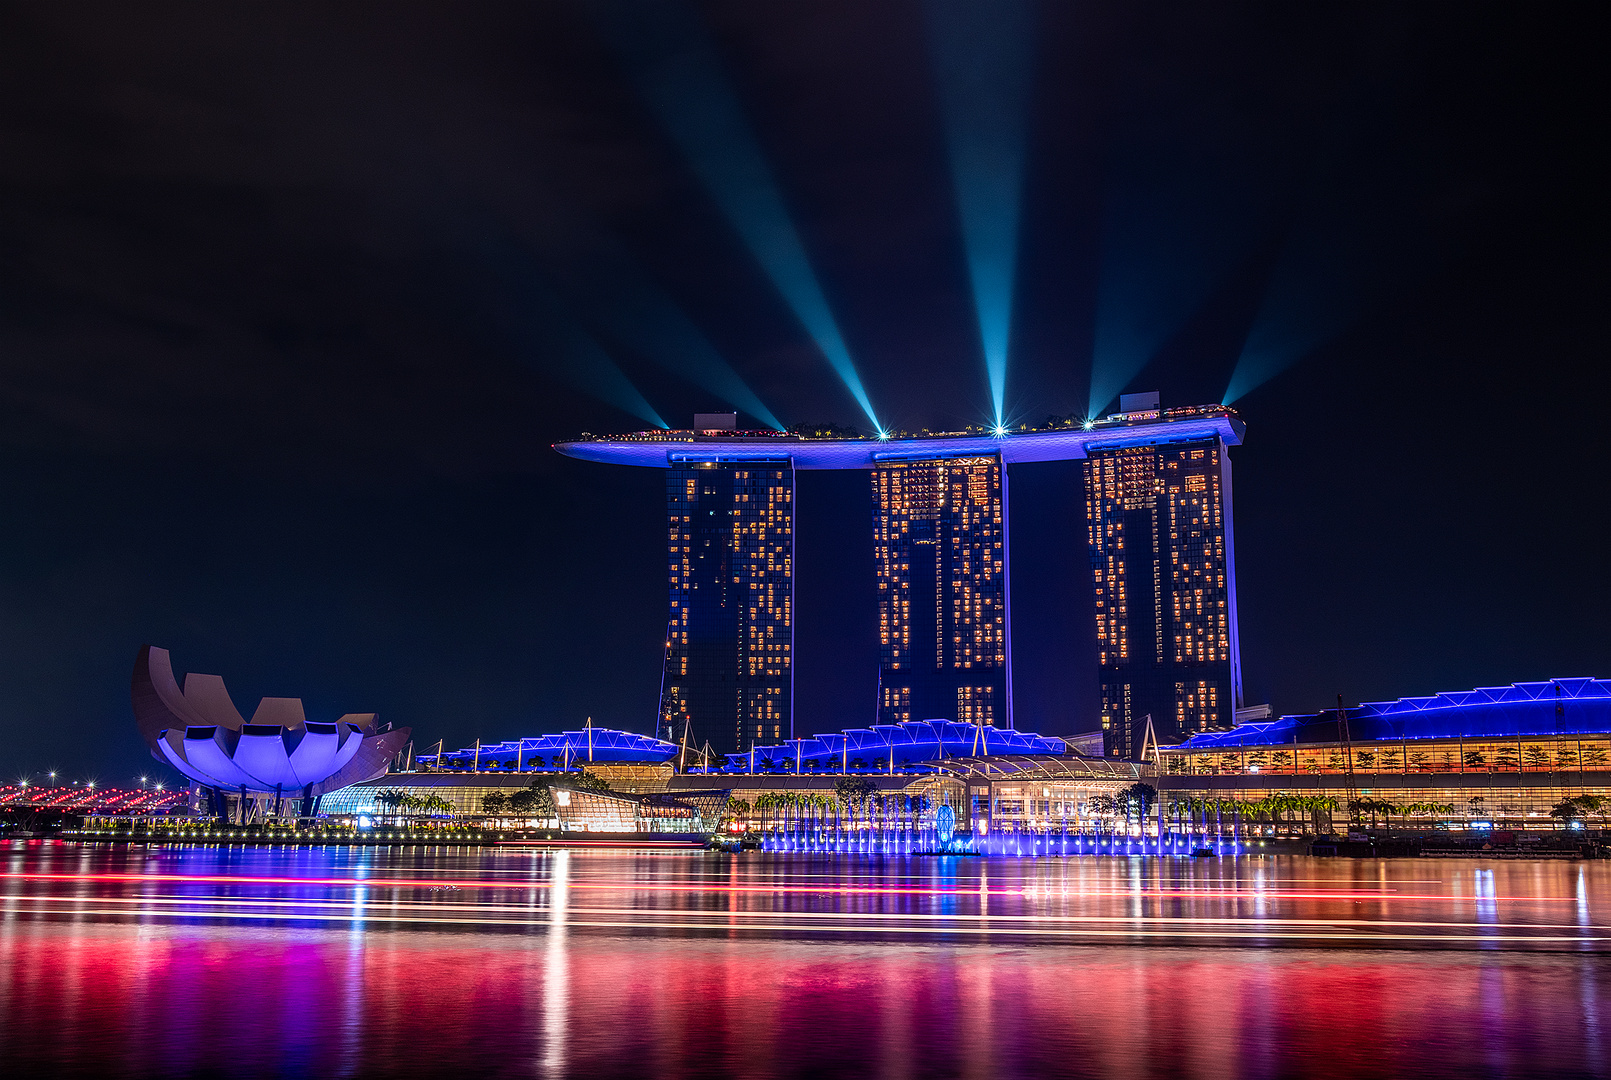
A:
555 404 1243 470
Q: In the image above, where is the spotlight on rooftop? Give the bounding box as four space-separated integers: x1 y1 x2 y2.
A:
992 424 1009 437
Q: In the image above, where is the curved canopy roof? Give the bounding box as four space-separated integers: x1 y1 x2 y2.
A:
716 719 1067 774
1174 678 1611 750
554 408 1243 470
421 729 679 769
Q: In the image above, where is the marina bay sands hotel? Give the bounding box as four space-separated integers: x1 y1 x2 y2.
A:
555 393 1247 761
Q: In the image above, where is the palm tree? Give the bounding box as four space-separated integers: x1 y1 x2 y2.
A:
834 775 876 810
1118 783 1158 834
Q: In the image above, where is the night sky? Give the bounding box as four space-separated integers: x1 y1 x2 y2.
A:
1 3 1604 784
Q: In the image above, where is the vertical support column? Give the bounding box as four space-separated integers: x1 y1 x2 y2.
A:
1218 439 1244 712
1000 453 1014 729
788 456 797 742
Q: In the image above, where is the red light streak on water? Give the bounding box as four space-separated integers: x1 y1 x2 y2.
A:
0 871 1576 904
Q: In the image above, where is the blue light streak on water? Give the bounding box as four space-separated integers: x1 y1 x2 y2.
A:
589 0 878 431
926 0 1035 427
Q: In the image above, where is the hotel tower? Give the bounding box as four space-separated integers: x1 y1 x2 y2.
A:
1083 395 1243 757
661 457 795 757
873 455 1009 728
557 398 1246 759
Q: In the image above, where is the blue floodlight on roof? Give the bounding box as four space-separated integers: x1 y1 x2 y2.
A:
1175 679 1611 750
711 719 1067 774
419 728 678 770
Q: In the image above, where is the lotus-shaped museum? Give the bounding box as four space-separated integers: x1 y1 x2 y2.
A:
133 645 410 800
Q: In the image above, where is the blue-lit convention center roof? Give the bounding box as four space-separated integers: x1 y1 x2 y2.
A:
553 405 1244 470
417 720 1073 775
716 720 1066 773
420 729 679 770
1176 679 1611 750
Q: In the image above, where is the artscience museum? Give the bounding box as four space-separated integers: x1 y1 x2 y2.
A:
132 645 410 821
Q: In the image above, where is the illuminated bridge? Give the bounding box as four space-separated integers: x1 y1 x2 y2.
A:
0 785 184 817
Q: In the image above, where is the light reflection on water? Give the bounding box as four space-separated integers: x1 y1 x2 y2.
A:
0 842 1606 1078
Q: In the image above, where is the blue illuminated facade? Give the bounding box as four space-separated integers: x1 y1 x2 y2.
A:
713 719 1065 775
1177 679 1611 750
419 728 678 771
414 720 1068 777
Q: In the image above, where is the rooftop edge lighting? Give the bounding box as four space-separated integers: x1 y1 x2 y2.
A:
553 404 1245 471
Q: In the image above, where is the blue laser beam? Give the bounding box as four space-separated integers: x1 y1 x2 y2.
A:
481 251 668 429
551 227 785 431
1221 250 1345 406
587 0 879 431
492 199 784 430
1223 38 1437 404
1224 146 1430 403
1087 108 1292 420
560 328 670 430
926 0 1036 427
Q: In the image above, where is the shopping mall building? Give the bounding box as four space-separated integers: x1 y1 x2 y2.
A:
321 720 1145 837
1153 678 1611 832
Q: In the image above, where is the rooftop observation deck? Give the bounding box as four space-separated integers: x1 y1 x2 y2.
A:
553 404 1244 470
